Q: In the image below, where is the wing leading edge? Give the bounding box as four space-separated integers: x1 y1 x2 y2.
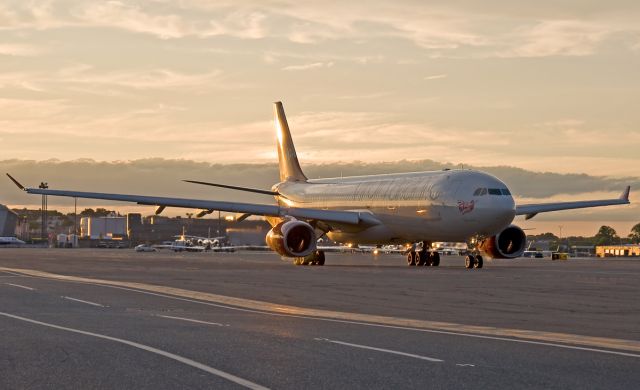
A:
516 186 630 220
9 177 379 227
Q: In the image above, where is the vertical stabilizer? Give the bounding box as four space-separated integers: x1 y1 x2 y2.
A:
274 102 307 182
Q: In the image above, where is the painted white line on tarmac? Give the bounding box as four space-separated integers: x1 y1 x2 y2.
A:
156 315 228 327
62 296 106 307
92 284 640 359
5 283 35 291
0 312 269 390
315 337 443 362
6 268 640 359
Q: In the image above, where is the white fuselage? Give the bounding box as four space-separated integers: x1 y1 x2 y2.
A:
274 169 516 244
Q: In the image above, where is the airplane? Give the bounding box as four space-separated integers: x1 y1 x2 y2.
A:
153 239 206 252
6 101 631 269
0 237 25 246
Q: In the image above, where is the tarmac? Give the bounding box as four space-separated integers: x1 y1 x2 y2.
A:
1 248 639 389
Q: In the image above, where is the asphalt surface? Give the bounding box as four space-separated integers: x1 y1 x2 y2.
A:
1 248 639 389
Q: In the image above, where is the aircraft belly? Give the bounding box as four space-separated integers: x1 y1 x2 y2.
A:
328 205 483 244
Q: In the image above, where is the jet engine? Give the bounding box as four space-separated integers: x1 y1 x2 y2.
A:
478 225 527 259
266 219 316 257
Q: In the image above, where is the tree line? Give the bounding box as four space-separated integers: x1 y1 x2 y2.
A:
529 223 640 246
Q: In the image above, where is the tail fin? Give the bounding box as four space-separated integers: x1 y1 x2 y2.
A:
274 101 307 182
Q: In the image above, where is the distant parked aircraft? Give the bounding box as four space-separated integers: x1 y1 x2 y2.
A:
0 237 25 246
7 102 631 269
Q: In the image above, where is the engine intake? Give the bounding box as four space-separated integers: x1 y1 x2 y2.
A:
478 225 527 259
266 219 316 257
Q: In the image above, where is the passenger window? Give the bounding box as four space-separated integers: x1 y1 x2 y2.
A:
501 188 511 196
488 188 502 195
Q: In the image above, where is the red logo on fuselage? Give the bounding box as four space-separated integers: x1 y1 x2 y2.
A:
457 200 475 215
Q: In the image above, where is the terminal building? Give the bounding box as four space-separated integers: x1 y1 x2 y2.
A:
0 204 18 237
596 245 640 258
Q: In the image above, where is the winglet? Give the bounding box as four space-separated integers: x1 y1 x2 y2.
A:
6 173 25 190
620 186 631 202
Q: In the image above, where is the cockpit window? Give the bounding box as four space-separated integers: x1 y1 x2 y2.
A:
473 188 488 196
501 188 511 196
488 188 502 195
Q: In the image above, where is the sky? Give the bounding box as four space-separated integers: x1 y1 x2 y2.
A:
1 1 639 236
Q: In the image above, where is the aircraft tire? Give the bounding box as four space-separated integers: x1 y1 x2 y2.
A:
474 255 483 269
465 254 475 269
407 252 416 266
416 251 426 266
431 252 440 267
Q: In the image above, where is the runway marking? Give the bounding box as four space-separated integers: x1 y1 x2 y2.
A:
315 337 443 362
3 267 640 357
0 312 269 390
156 315 229 327
1 271 28 277
456 364 475 367
62 296 106 307
5 283 35 291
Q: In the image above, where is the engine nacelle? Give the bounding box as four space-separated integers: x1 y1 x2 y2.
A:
478 225 527 259
266 219 316 257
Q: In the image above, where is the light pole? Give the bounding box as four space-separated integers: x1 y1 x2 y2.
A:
39 182 48 244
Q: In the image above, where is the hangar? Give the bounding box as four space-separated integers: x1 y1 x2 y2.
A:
0 204 18 237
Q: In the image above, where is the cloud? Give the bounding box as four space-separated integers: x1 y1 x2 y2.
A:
60 68 223 89
424 74 447 80
282 62 334 71
0 43 43 56
501 20 611 58
1 1 638 58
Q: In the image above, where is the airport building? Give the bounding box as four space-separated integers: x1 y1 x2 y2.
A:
0 204 18 237
596 245 640 258
80 216 127 239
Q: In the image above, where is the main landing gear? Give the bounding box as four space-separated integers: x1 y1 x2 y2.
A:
407 241 440 267
294 250 325 266
464 254 483 269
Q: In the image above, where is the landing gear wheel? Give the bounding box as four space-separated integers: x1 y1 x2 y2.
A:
407 251 416 266
317 250 325 266
430 252 440 267
416 251 426 266
474 255 483 269
465 254 475 269
422 251 432 266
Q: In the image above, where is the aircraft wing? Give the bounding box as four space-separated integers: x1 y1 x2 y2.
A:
516 186 630 220
8 175 379 227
